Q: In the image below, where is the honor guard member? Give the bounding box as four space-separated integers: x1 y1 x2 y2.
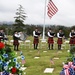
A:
33 27 41 49
13 31 21 51
73 30 75 45
0 29 5 42
57 29 65 50
47 28 55 50
69 29 75 47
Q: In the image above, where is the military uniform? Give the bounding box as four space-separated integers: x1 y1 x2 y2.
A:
0 31 4 42
33 30 40 49
48 31 54 50
69 32 75 45
13 32 21 51
57 32 64 50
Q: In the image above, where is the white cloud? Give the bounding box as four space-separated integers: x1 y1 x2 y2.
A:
0 0 75 26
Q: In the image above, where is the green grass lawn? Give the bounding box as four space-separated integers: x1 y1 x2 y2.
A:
8 36 70 75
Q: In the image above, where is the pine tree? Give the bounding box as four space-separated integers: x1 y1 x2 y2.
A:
13 5 27 32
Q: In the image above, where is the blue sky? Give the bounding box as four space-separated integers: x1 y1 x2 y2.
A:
0 0 75 26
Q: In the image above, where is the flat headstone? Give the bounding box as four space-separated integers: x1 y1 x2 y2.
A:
34 57 40 59
44 68 54 73
43 51 47 52
57 51 62 53
53 57 59 60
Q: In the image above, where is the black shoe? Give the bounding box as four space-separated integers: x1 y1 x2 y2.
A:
35 48 38 50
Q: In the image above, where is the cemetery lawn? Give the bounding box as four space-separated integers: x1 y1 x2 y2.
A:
9 36 70 75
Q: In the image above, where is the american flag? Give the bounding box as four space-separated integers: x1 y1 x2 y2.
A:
47 0 58 18
50 58 54 65
22 59 26 64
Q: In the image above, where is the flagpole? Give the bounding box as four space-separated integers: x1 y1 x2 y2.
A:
42 0 47 40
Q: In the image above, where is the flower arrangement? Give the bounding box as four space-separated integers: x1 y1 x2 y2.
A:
60 46 75 75
0 42 26 75
60 58 75 75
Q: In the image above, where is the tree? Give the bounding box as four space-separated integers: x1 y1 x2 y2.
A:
13 5 27 32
